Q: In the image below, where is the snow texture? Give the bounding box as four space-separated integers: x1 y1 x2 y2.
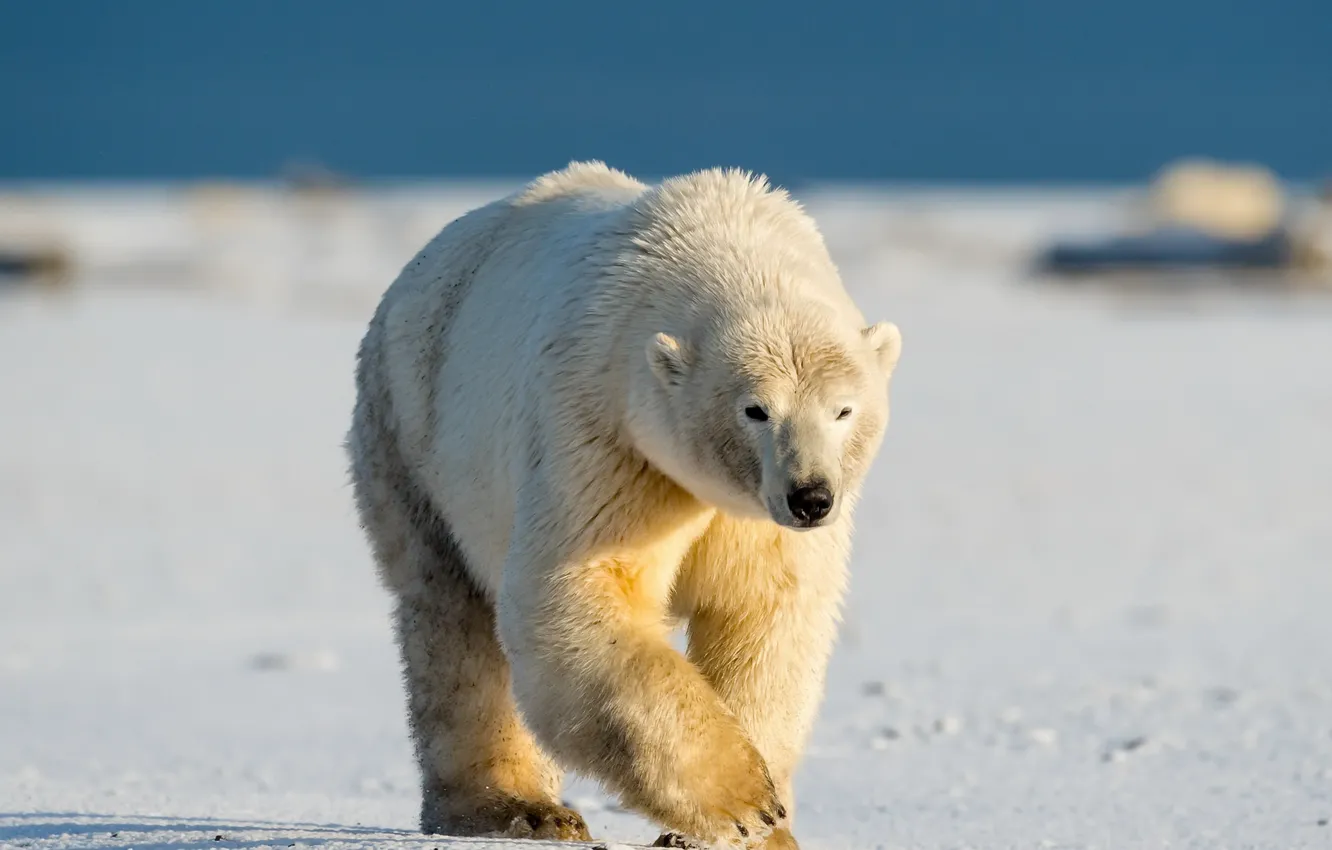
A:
2 186 1331 850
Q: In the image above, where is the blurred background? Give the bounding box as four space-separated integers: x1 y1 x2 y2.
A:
3 0 1331 302
3 2 1331 848
2 0 1330 183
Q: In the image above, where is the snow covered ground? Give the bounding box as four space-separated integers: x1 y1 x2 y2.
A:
2 185 1331 850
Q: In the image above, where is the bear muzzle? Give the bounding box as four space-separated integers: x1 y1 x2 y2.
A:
772 479 837 529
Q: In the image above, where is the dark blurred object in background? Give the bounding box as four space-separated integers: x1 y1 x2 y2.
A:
0 246 70 287
1036 159 1332 283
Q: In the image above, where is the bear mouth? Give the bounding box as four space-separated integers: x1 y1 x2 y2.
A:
782 516 831 531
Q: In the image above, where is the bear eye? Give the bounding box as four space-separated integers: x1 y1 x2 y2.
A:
837 407 853 420
744 405 769 422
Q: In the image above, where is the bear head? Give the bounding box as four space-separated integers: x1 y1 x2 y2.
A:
630 301 902 530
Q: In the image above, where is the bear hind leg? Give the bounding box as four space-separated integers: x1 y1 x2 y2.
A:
394 557 590 840
349 415 588 839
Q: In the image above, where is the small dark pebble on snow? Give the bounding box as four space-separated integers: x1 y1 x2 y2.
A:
1318 818 1328 827
1103 735 1149 761
1207 686 1241 706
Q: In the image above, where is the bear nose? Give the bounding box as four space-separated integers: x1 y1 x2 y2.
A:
787 484 834 524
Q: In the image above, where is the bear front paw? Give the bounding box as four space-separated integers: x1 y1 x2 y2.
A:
687 742 787 847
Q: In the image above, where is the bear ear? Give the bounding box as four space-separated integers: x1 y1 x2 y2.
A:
647 332 689 387
861 321 902 378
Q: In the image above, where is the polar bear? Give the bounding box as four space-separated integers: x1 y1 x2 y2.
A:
346 161 902 849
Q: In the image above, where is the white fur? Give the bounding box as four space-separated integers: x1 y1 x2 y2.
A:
349 161 902 848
